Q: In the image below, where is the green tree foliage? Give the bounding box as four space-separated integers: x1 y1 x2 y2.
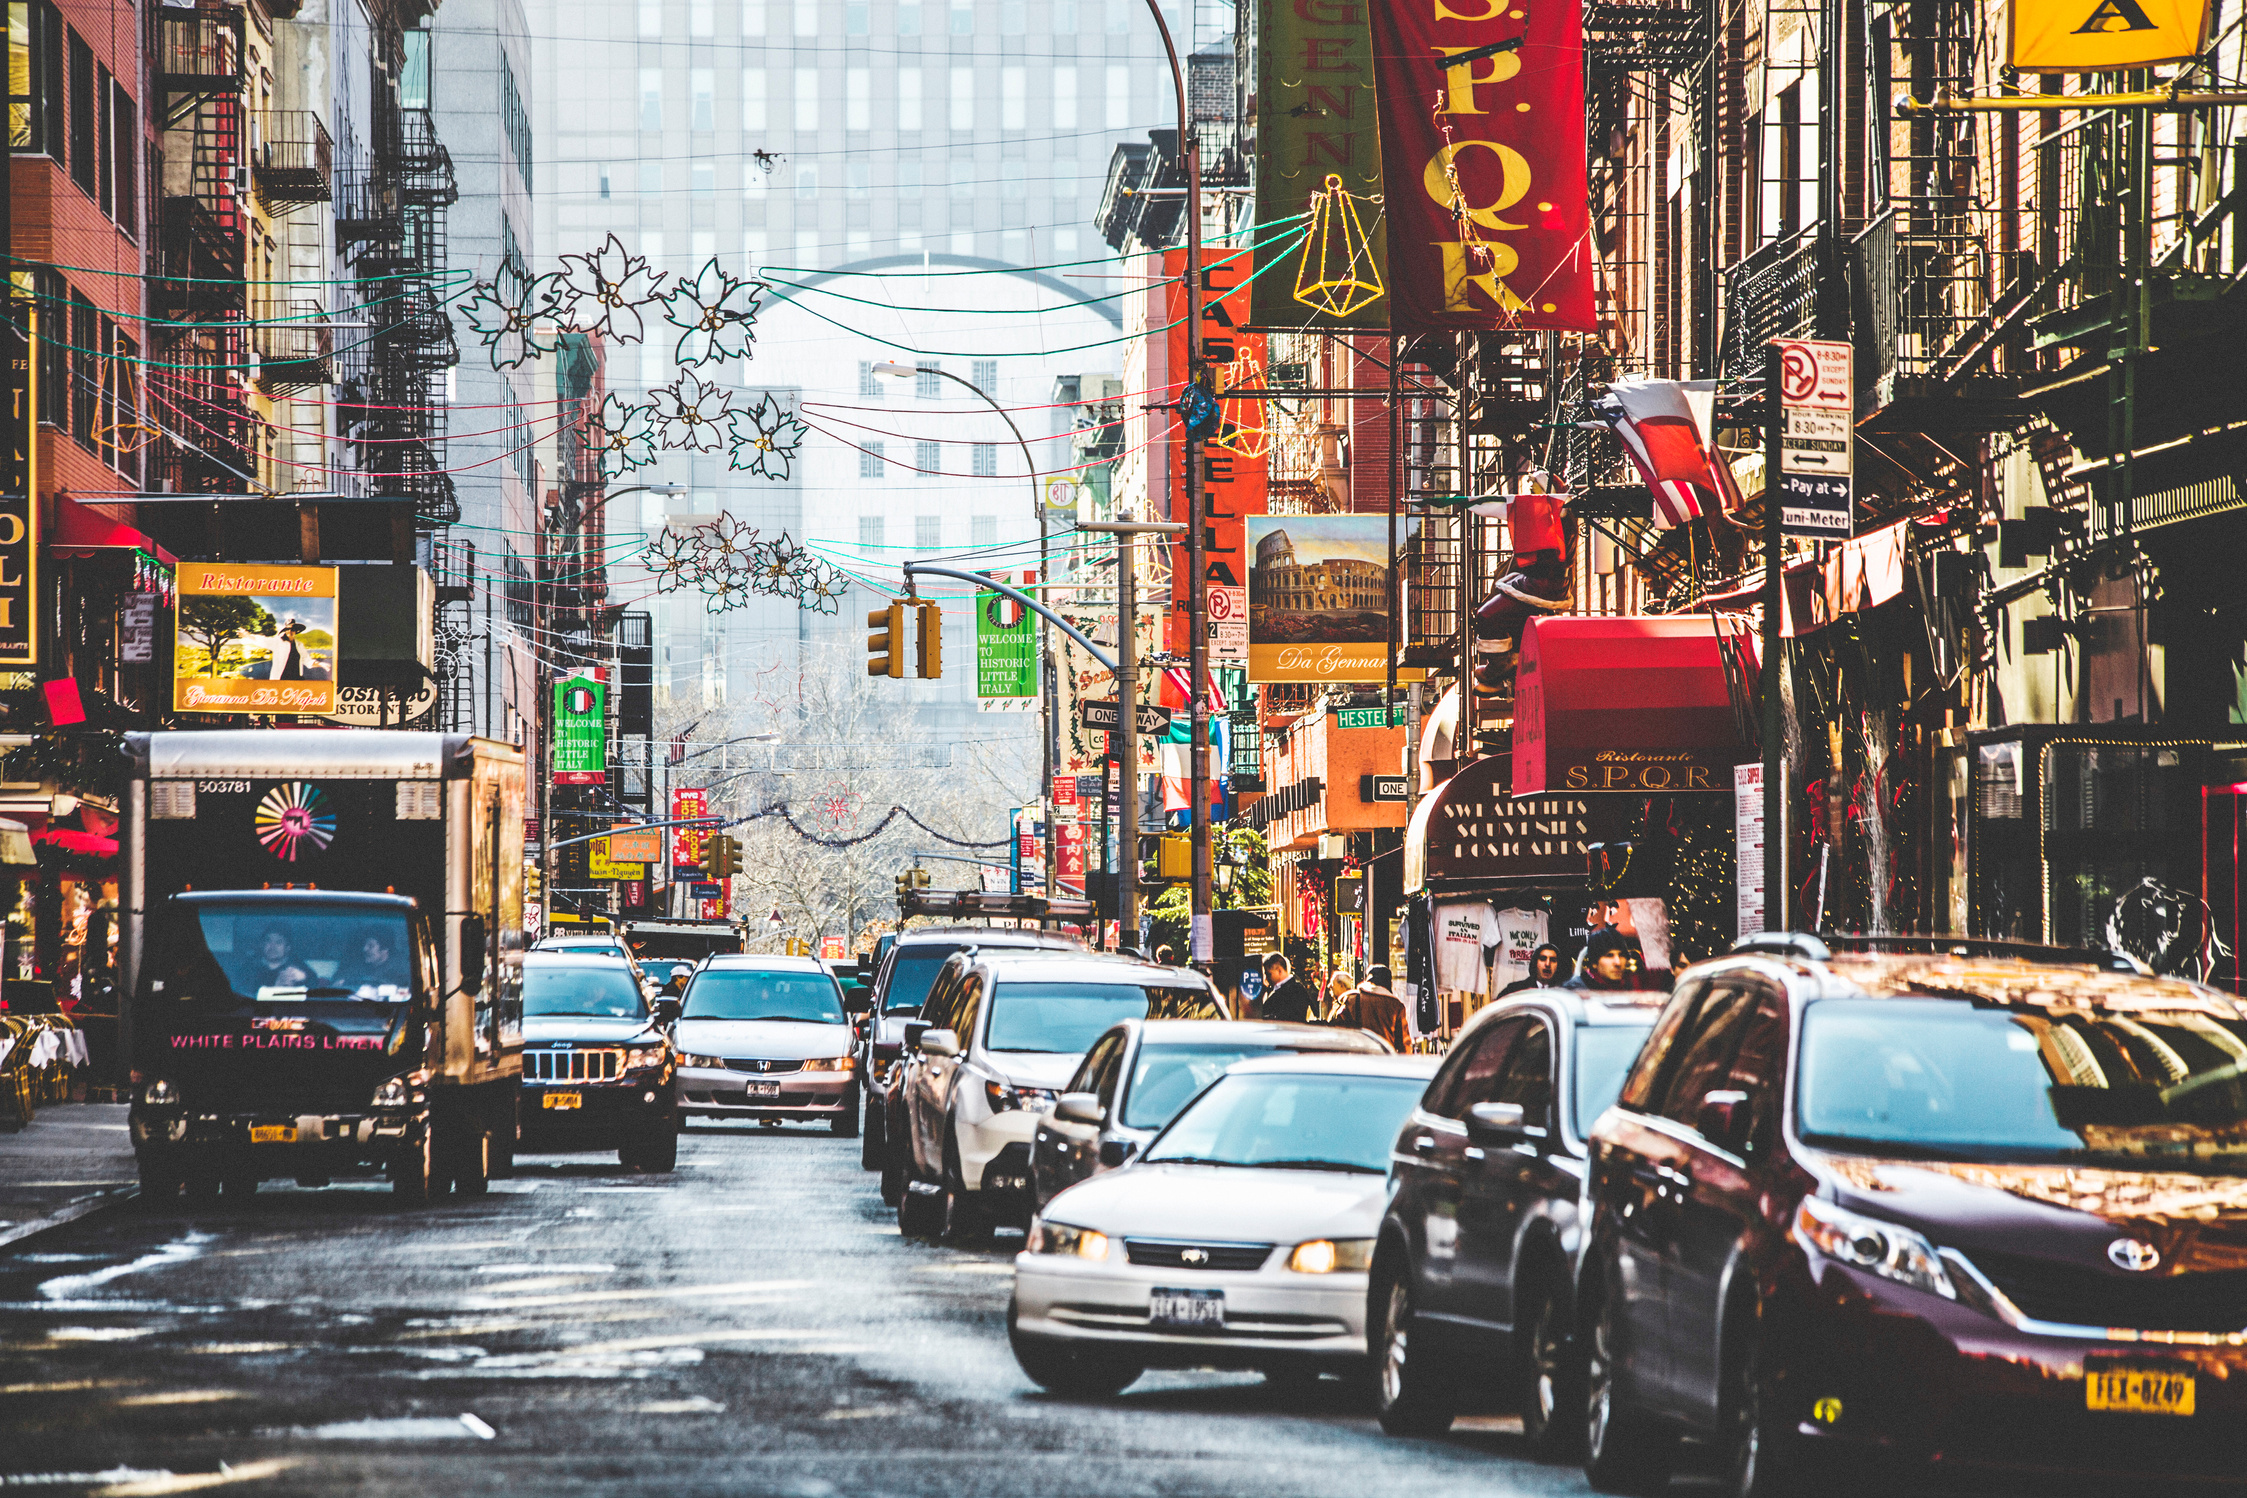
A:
178 596 276 675
1147 826 1273 954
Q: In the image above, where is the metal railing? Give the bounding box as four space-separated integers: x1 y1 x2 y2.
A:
253 111 334 209
157 10 244 94
1718 226 1832 380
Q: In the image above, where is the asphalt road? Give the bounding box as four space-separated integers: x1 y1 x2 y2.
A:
0 1121 1610 1498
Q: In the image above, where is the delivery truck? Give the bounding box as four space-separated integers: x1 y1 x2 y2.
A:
121 731 525 1202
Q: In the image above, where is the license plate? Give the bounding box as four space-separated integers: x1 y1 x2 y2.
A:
744 1081 782 1099
2087 1365 2196 1416
543 1093 582 1110
1148 1287 1224 1330
249 1124 296 1145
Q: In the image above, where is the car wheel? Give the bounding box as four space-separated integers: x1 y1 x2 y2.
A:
860 1089 885 1167
1372 1266 1458 1436
1519 1277 1584 1460
390 1125 434 1205
833 1083 860 1137
1008 1306 1141 1398
136 1159 182 1202
879 1131 906 1207
941 1126 993 1246
183 1169 221 1201
898 1175 946 1239
1583 1263 1675 1495
1726 1316 1817 1498
637 1114 680 1174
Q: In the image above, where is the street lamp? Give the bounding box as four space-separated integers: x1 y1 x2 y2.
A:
871 360 1060 896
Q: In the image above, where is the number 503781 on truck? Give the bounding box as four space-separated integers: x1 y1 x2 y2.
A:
121 731 526 1203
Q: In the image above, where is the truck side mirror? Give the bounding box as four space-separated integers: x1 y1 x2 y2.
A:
460 913 487 993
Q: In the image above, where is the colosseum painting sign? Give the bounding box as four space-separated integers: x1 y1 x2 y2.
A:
1246 516 1402 683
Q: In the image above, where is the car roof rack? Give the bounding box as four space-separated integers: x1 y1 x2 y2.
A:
1730 932 2147 975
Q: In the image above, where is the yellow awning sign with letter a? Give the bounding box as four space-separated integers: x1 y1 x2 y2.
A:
2012 0 2213 70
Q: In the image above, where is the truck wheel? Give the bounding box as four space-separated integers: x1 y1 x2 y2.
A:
137 1159 182 1203
390 1125 434 1205
452 1125 491 1197
221 1172 257 1199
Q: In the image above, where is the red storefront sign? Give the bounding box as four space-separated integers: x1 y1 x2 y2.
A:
1366 0 1596 334
1056 821 1087 890
671 788 709 871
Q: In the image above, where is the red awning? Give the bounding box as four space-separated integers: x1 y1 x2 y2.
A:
50 496 178 568
34 827 119 858
1513 616 1757 795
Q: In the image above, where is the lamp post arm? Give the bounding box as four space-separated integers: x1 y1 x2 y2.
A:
902 562 1116 675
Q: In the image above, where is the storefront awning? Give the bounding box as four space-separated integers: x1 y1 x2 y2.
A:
1405 751 1635 894
34 827 118 859
1513 616 1756 795
49 496 179 567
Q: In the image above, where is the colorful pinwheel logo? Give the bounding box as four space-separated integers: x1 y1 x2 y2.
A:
255 782 337 863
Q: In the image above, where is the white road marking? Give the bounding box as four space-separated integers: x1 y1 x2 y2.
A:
93 1460 295 1496
464 1277 811 1311
45 1327 154 1342
457 1413 497 1439
471 1276 603 1295
473 1263 615 1274
39 1236 210 1302
1 1378 143 1394
115 1391 249 1407
185 1344 296 1355
635 1397 725 1414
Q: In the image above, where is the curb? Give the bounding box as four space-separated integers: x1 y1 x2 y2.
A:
0 1185 139 1251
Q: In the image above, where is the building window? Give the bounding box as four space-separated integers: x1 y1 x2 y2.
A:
1051 67 1077 130
741 0 765 33
846 67 869 130
949 158 973 199
1001 66 1024 130
1106 0 1129 32
860 514 886 546
1053 0 1077 33
972 443 996 477
898 159 923 196
106 78 135 236
897 68 922 130
639 68 663 130
639 0 661 33
950 0 973 33
897 0 921 34
66 28 90 194
500 58 533 191
794 67 818 131
794 0 817 35
1106 65 1128 128
1052 162 1078 198
917 515 942 548
846 160 869 197
9 2 64 160
972 359 997 391
949 68 973 130
598 164 611 198
795 162 819 199
741 69 766 130
692 161 715 196
846 0 869 33
860 441 886 478
1002 0 1025 33
690 0 712 33
691 68 714 129
972 515 997 547
916 440 940 474
858 361 882 398
915 361 941 398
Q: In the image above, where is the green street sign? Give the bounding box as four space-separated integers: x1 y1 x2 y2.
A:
975 582 1037 707
554 676 607 784
1334 706 1405 730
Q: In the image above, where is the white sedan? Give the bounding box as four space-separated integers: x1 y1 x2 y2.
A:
1008 1052 1440 1398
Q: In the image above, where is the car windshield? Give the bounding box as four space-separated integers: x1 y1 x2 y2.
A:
157 902 415 1002
882 949 962 1014
1575 1024 1655 1131
523 963 648 1019
1799 995 2247 1169
1144 1071 1427 1174
1121 1039 1375 1130
683 970 845 1024
986 981 1221 1054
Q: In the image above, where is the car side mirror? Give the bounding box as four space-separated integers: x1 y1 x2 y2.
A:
1098 1138 1136 1168
918 1027 961 1059
1696 1089 1751 1150
1054 1091 1104 1126
459 913 487 993
1467 1100 1537 1142
903 1019 931 1051
651 996 682 1027
843 994 873 1017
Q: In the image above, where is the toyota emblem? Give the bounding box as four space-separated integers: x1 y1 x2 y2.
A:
1180 1248 1209 1266
2108 1238 2162 1273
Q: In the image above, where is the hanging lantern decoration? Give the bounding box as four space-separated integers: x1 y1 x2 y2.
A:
1292 175 1385 320
1212 346 1272 459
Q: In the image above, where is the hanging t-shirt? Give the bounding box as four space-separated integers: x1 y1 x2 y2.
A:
1434 902 1496 995
1485 908 1552 993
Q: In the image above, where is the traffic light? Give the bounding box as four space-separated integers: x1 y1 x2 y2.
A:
706 834 740 881
914 601 943 679
911 868 931 890
894 872 912 898
1157 835 1192 880
866 600 906 678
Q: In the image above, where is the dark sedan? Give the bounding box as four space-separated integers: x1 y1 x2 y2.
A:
518 952 681 1172
1368 988 1663 1449
1579 936 2247 1496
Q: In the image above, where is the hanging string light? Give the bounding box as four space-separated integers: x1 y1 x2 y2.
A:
1292 174 1386 320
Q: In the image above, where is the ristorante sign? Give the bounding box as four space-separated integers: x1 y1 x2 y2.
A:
1367 0 1596 334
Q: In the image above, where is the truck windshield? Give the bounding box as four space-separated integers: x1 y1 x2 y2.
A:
160 903 414 1002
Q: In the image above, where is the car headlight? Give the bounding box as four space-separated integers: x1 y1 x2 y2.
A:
1026 1218 1111 1260
801 1055 855 1072
371 1075 413 1109
984 1079 1056 1112
678 1052 725 1069
140 1078 180 1107
1286 1238 1375 1274
624 1044 667 1070
1794 1196 1955 1300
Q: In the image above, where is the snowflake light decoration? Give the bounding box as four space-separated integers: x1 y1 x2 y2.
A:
638 518 844 615
729 393 807 481
662 258 767 368
644 526 699 594
651 371 737 454
587 392 658 476
551 232 665 345
459 259 560 371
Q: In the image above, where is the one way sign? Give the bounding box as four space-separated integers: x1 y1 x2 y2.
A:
1077 699 1173 735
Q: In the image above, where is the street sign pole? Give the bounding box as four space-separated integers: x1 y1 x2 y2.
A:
1762 345 1785 936
1078 518 1185 952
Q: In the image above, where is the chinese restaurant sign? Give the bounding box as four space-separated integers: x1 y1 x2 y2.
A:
174 564 339 715
2011 0 2212 68
1367 0 1595 334
671 788 709 873
1252 0 1389 329
552 676 607 785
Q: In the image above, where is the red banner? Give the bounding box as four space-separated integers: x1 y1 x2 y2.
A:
1163 248 1268 645
1367 0 1595 334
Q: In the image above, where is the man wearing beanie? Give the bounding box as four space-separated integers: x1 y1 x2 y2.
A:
1564 929 1643 992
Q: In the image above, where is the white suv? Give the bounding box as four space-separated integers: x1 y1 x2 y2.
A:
896 951 1225 1242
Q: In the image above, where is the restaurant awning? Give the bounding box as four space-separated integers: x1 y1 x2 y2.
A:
34 827 118 859
1405 751 1635 894
50 496 179 567
1513 615 1756 795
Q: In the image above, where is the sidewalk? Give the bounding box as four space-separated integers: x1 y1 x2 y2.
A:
0 1102 137 1248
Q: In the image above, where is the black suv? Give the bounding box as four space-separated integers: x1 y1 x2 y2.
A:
518 952 681 1172
1369 988 1663 1448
